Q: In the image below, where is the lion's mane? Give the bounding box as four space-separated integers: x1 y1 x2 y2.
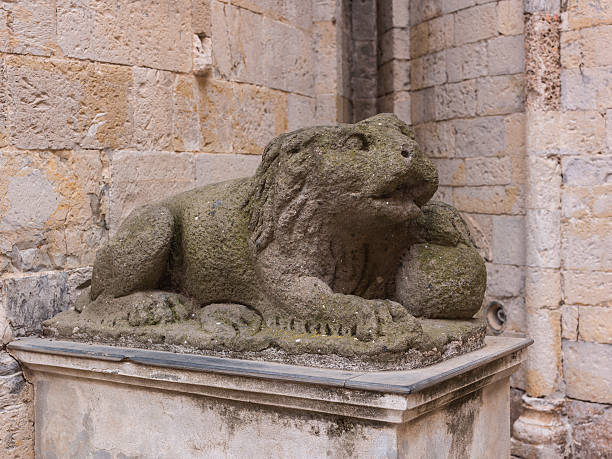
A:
244 127 323 252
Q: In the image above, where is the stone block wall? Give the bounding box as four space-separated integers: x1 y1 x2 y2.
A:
0 1 355 455
1 0 610 456
407 0 527 350
395 0 610 456
396 0 611 456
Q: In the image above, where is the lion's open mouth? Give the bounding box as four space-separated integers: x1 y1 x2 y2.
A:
367 183 421 218
370 182 413 202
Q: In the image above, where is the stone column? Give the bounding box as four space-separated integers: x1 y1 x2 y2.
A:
511 0 569 456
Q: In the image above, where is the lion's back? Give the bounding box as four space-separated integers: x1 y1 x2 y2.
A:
164 178 260 305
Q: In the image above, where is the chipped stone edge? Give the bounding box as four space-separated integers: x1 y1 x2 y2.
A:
9 336 531 423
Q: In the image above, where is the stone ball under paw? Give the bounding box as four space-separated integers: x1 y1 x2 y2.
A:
395 243 486 319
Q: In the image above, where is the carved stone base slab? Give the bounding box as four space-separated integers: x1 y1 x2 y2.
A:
9 336 530 458
42 290 487 371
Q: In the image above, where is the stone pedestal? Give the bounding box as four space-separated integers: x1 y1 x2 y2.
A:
9 336 530 458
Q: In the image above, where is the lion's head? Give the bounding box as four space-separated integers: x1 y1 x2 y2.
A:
245 113 439 251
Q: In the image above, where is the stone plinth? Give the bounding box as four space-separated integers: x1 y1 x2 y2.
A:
9 336 530 458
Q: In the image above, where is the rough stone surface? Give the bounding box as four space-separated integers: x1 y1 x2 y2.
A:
0 351 33 457
0 0 55 57
108 151 196 233
0 0 608 453
567 399 612 457
56 0 192 72
45 115 487 367
579 307 612 345
0 149 109 273
563 340 612 404
395 202 486 319
3 270 90 336
196 154 261 186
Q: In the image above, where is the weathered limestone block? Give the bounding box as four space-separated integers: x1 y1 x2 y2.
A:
497 0 524 35
196 153 261 186
0 352 33 457
2 269 90 336
567 399 612 456
263 17 314 95
414 121 455 158
453 3 497 46
380 27 411 64
454 116 506 158
578 307 612 345
465 157 512 186
198 79 234 153
0 149 108 272
564 271 612 306
492 215 525 265
410 52 446 90
453 185 523 215
77 64 133 150
108 151 197 233
5 56 82 150
476 75 525 116
435 80 477 120
561 305 579 340
562 184 612 219
0 0 55 56
131 68 174 150
487 35 525 76
288 94 316 131
563 340 612 404
561 68 612 111
192 0 211 36
3 273 69 335
231 83 288 154
431 158 465 187
211 1 265 85
5 56 133 150
565 0 612 30
198 80 288 154
561 26 612 70
45 114 487 369
446 42 487 83
173 74 202 151
56 0 192 72
562 219 612 271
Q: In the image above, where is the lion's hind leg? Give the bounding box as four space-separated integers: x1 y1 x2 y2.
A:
91 204 175 300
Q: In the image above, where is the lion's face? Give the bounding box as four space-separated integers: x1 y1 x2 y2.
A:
293 114 438 223
248 114 439 248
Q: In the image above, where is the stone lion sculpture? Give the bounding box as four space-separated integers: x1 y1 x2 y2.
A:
45 114 486 369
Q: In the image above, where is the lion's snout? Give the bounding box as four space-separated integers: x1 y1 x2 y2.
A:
400 144 414 159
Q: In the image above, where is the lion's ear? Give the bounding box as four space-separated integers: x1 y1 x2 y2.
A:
398 121 415 140
281 130 316 156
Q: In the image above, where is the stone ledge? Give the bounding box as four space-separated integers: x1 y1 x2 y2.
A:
9 336 530 424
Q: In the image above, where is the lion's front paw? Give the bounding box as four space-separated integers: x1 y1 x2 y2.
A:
343 298 422 350
364 300 423 351
199 303 263 340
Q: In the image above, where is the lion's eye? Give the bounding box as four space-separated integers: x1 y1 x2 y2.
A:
343 134 367 150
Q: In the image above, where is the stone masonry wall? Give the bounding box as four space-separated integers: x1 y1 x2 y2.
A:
509 0 611 456
0 1 355 455
405 0 611 456
1 0 610 457
558 2 612 427
407 0 527 383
